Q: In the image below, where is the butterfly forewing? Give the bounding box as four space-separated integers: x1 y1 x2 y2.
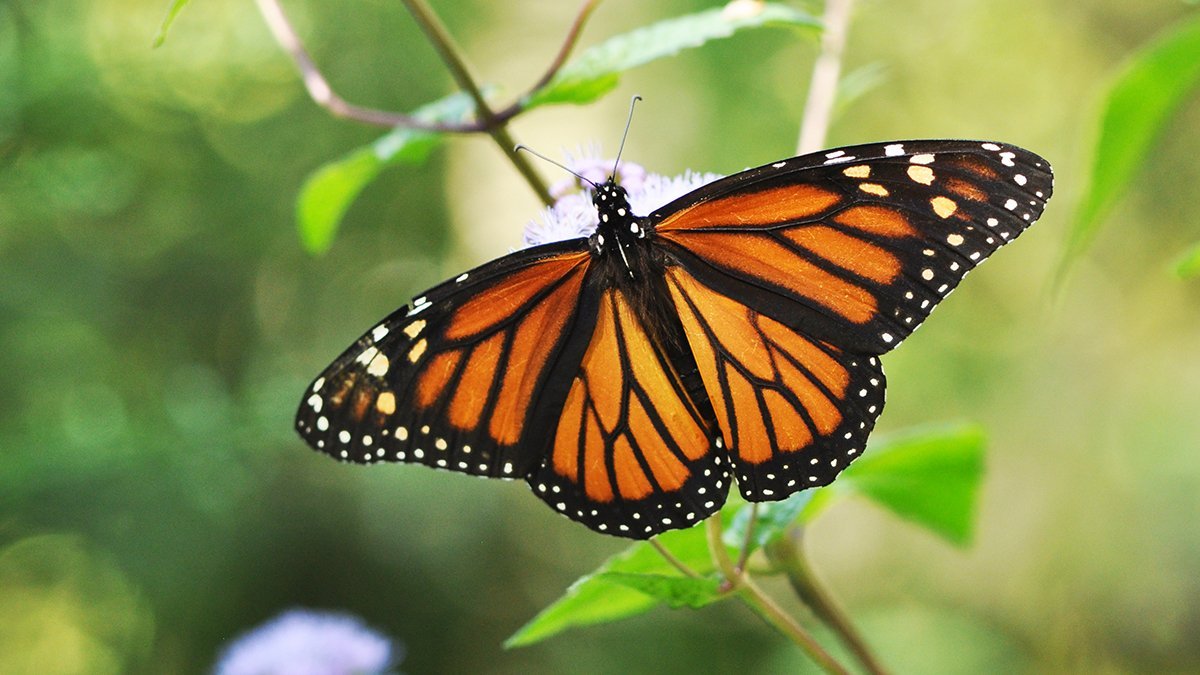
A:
653 140 1053 356
296 241 593 479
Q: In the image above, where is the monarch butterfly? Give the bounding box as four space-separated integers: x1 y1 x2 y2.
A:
296 139 1052 538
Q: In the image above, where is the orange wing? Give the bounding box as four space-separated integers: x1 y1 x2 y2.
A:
296 243 593 479
648 140 1051 497
651 140 1053 356
526 288 729 537
666 267 884 498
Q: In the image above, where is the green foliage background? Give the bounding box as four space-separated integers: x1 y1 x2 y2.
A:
2 0 1199 672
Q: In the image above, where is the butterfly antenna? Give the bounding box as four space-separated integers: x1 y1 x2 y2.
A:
612 95 642 179
514 144 597 189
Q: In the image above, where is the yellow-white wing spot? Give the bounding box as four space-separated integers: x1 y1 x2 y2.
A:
921 268 935 281
367 352 390 377
355 346 379 366
376 391 396 415
407 339 428 363
403 320 426 339
910 153 935 165
931 196 957 219
946 233 965 246
371 325 389 341
859 183 889 197
312 377 325 392
907 165 935 185
842 165 871 178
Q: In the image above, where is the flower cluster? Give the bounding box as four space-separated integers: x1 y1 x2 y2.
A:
522 150 723 248
214 609 399 675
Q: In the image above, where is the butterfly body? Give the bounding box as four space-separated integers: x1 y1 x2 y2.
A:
297 140 1053 538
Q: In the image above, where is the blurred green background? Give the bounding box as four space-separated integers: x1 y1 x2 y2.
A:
3 0 1199 672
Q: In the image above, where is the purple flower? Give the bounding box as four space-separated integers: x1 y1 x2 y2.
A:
214 609 398 675
523 149 722 248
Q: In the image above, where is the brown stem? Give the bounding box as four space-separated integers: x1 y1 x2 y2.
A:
796 0 854 154
254 0 471 131
767 529 889 675
399 0 553 205
493 0 604 118
737 577 852 675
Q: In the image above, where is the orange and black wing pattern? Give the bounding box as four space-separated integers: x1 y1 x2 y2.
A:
295 240 593 480
652 140 1051 496
666 266 884 496
653 140 1053 356
526 288 729 537
296 139 1053 537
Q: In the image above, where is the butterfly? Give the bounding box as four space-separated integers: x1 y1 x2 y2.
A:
295 140 1052 539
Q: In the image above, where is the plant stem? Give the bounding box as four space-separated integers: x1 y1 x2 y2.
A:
734 503 759 574
254 0 461 131
649 538 700 578
796 0 853 154
737 577 851 675
706 517 851 674
400 0 553 205
705 517 739 590
767 530 889 675
785 3 889 673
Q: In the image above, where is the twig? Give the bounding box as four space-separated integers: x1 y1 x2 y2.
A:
706 516 739 592
256 0 607 205
796 0 853 154
767 530 889 675
784 2 887 672
399 0 553 205
649 538 701 578
734 503 759 574
737 577 852 675
254 0 465 131
494 0 604 118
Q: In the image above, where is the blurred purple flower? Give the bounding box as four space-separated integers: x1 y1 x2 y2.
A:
215 609 399 675
523 149 722 248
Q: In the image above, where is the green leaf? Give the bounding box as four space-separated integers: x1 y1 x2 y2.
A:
725 490 815 555
295 93 475 255
819 424 987 547
596 572 722 609
1059 14 1200 277
153 0 191 48
1174 241 1200 279
506 525 712 647
525 3 819 108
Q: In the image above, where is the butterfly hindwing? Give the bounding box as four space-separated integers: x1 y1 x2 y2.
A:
665 266 885 500
296 240 593 479
653 140 1053 355
526 288 731 537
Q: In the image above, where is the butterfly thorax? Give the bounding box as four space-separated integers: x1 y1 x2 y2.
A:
586 177 692 360
589 179 648 256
